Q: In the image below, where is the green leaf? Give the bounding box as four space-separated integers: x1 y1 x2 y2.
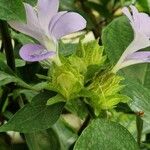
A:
0 0 25 21
123 79 150 124
23 0 37 6
0 71 18 86
0 60 15 75
0 92 65 133
59 41 77 56
47 94 66 106
74 119 139 150
102 16 133 65
66 98 88 119
53 118 78 150
59 0 75 11
11 30 35 44
0 70 35 90
102 16 150 88
25 128 61 150
15 59 26 67
137 0 150 12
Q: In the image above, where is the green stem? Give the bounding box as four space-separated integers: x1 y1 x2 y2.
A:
0 20 15 71
136 115 143 146
0 88 9 112
0 20 16 117
78 114 90 135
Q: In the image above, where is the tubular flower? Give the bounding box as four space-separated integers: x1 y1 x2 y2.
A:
8 0 86 64
112 5 150 73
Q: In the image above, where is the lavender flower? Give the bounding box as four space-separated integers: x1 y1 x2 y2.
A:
9 0 86 64
112 5 150 73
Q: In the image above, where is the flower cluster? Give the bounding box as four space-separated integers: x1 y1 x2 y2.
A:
112 5 150 73
9 0 86 64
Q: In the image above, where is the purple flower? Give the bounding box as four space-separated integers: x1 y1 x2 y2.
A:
9 0 86 63
112 5 150 73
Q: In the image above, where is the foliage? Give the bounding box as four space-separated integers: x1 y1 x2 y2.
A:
0 0 150 149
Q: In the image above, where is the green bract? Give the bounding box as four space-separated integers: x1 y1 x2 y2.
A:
77 40 106 81
47 39 129 117
48 40 106 101
86 72 130 116
49 61 84 100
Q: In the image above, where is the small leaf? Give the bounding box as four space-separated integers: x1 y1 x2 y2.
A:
0 92 65 133
74 119 139 150
47 94 66 106
15 59 26 67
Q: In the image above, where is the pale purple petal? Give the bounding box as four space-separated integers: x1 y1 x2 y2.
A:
122 7 133 23
23 3 39 28
19 44 56 62
51 12 87 39
121 51 150 68
49 11 67 34
126 51 150 60
37 0 59 34
130 5 139 21
8 21 43 43
138 13 150 37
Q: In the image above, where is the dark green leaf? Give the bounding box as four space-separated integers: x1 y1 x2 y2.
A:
0 0 25 21
0 92 65 133
74 119 139 150
25 128 61 150
53 118 78 150
102 16 134 65
123 79 150 124
23 0 37 6
137 0 150 13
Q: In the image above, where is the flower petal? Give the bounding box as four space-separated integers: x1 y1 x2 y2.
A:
49 11 67 34
37 0 59 34
138 13 150 37
120 51 150 69
24 3 39 28
51 12 87 39
126 51 150 61
19 44 56 62
122 7 133 23
8 21 43 43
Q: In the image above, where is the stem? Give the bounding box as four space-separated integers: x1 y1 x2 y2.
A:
0 20 15 71
136 115 143 146
0 88 9 112
78 114 90 135
0 20 16 119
